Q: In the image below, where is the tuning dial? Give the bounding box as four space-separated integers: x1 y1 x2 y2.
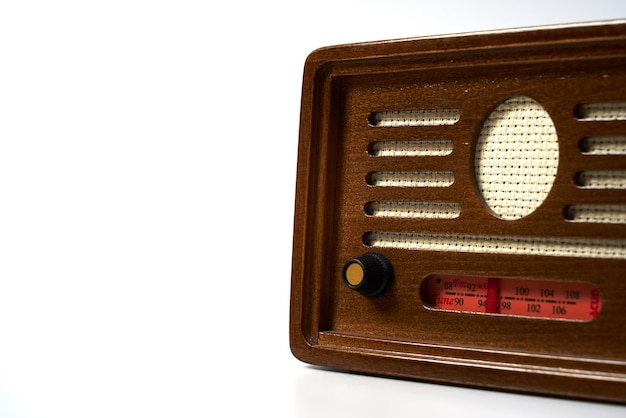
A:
342 252 393 297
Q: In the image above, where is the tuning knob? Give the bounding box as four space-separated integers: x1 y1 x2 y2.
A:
342 252 393 297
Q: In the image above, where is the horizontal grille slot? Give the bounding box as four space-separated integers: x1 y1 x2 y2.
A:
367 171 454 187
575 170 626 189
365 201 461 219
364 231 626 259
368 140 453 157
565 204 626 224
575 101 626 121
579 136 626 155
368 109 460 127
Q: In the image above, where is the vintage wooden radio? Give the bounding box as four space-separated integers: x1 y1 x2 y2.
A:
289 21 626 403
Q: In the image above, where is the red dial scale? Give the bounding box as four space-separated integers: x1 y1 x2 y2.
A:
421 274 602 321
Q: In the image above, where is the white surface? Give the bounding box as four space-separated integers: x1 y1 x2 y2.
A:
1 1 625 417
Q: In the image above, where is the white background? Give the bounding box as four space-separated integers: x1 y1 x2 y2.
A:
1 1 625 417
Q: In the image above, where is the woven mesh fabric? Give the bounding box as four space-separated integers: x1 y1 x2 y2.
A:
576 170 626 189
366 201 461 219
566 204 626 224
474 96 558 220
370 140 453 157
580 136 626 155
369 171 454 187
371 109 460 127
366 231 626 259
576 101 626 121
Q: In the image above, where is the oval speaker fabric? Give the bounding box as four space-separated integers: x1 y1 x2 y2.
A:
474 96 559 220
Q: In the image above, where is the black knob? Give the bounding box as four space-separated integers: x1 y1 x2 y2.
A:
342 252 393 297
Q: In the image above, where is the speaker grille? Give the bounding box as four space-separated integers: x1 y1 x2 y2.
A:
565 204 626 224
366 171 455 187
575 170 626 189
364 231 626 259
346 84 626 257
579 136 626 155
369 108 460 127
575 101 626 121
368 140 453 157
474 96 558 220
364 201 461 219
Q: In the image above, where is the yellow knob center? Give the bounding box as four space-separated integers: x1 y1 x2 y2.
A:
345 263 364 286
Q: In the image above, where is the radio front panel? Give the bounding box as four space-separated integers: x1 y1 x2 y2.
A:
289 21 626 403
